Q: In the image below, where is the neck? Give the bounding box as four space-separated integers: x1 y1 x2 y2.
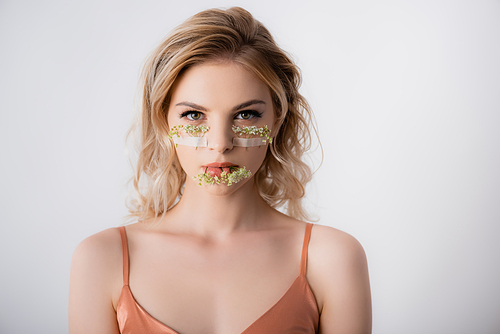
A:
163 177 271 238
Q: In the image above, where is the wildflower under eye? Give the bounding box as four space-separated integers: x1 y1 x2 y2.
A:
183 125 209 136
168 125 209 138
232 125 273 144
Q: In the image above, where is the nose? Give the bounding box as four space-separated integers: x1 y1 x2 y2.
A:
206 121 234 153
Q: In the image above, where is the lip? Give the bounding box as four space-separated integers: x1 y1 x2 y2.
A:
202 162 239 168
201 162 240 178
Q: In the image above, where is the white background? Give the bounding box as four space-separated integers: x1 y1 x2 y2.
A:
1 0 499 333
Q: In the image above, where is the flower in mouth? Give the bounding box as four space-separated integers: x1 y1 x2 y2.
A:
194 166 252 186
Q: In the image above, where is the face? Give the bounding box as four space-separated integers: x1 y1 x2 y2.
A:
167 61 275 194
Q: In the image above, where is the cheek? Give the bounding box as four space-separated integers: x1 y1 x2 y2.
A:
174 147 199 175
241 146 269 173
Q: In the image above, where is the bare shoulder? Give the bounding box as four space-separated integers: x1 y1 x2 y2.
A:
70 227 124 299
307 224 372 333
309 224 367 268
69 228 123 333
71 227 123 274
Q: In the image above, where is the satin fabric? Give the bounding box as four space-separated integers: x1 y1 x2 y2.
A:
116 224 319 334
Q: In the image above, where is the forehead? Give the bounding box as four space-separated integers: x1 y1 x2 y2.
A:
168 62 273 110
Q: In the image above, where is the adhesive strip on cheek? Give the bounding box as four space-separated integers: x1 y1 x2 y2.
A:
232 125 273 145
232 137 268 147
172 136 208 147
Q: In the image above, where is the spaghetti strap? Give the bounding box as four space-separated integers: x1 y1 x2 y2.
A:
300 223 313 276
118 226 130 286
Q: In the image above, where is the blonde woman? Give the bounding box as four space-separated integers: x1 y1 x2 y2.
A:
69 7 371 334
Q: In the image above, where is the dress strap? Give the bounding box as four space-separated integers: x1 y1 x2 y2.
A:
300 223 314 276
118 226 130 286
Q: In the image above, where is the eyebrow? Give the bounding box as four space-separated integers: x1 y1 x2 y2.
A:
175 101 207 111
232 99 266 111
174 99 266 112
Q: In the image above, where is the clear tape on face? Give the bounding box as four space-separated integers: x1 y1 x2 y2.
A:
169 125 272 148
172 136 267 148
232 137 267 147
172 136 208 147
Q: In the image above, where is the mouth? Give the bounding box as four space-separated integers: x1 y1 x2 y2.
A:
202 163 239 177
194 165 252 186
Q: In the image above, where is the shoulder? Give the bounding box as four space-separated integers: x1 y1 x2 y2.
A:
69 227 125 332
307 224 370 311
309 224 367 268
70 227 124 303
71 227 123 271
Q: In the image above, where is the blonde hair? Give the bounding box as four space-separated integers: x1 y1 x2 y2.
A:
126 7 320 223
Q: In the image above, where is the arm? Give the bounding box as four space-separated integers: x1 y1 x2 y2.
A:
309 225 372 334
69 228 121 334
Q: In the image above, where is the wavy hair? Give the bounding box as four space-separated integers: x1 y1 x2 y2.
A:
125 7 320 223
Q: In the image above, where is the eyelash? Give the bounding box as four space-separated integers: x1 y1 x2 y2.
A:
234 110 263 120
179 110 204 121
179 110 263 121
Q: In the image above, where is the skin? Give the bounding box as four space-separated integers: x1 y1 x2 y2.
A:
69 61 372 334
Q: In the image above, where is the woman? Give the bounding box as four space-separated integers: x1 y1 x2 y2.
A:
69 7 371 334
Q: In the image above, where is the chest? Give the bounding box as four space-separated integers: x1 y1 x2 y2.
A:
116 231 317 333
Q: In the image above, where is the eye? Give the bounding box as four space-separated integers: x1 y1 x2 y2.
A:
188 112 202 120
180 111 204 121
238 112 252 120
235 110 263 120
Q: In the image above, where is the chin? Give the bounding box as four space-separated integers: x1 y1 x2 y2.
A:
194 175 253 196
